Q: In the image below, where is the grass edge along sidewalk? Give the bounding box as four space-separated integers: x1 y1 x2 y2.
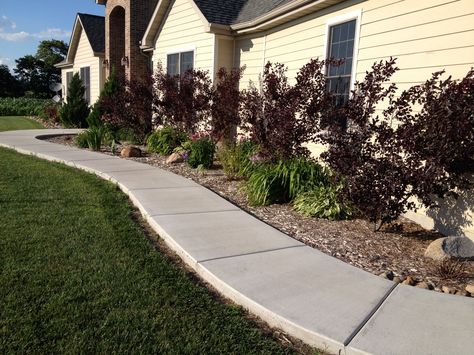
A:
0 147 320 354
0 116 44 131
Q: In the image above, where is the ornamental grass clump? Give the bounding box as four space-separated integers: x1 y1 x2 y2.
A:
293 184 353 220
218 139 259 180
244 157 331 206
75 127 105 151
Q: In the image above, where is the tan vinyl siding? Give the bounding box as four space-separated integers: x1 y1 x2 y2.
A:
62 28 104 104
235 35 266 89
216 36 234 72
152 0 214 75
234 0 474 88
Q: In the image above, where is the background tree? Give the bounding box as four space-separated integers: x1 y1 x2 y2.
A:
0 65 23 97
14 40 68 98
59 73 90 127
36 39 68 89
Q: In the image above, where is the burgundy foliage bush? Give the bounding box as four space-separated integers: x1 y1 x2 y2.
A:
210 66 244 144
153 63 212 133
321 58 418 230
101 76 153 142
395 69 474 205
240 59 334 160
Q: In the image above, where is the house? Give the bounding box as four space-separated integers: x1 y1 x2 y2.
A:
56 13 106 104
59 0 474 240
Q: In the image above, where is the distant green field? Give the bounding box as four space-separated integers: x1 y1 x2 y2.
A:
0 116 43 132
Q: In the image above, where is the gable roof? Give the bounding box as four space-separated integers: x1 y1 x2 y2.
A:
56 13 105 68
193 0 293 25
142 0 347 48
78 13 105 54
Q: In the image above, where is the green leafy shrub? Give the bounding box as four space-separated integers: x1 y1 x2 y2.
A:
75 131 89 149
218 140 259 179
188 136 215 169
60 73 90 128
75 127 105 151
245 158 330 206
293 184 353 220
0 97 51 116
147 126 188 155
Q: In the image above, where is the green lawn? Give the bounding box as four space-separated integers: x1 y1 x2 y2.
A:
0 147 296 354
0 116 43 131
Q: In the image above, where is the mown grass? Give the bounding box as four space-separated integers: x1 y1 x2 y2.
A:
0 147 296 354
0 116 43 131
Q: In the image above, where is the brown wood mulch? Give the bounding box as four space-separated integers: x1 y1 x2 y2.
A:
45 134 474 296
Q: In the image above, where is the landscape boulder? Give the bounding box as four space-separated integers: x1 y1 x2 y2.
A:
121 146 142 158
166 152 183 164
424 236 474 261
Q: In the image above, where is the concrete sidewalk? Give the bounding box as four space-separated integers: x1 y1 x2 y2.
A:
1 129 473 355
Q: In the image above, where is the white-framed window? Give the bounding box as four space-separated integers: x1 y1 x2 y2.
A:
324 11 361 106
166 51 194 76
79 66 91 104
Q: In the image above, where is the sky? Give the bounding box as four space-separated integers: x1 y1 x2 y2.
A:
0 0 104 69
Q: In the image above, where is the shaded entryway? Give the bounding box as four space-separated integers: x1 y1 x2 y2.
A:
109 6 125 79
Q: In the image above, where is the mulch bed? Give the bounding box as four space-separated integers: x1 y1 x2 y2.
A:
45 134 474 296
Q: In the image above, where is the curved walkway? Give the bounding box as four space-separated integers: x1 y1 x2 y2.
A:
1 129 473 355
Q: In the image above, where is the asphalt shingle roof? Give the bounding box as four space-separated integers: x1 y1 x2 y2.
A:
193 0 294 25
78 13 105 53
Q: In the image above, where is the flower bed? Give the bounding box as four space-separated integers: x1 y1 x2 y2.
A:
45 134 474 296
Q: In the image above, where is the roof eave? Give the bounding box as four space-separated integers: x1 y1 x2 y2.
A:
231 0 347 34
55 61 73 69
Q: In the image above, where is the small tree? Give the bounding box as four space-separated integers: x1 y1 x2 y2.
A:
210 67 244 145
396 69 474 205
240 62 302 160
87 67 122 128
153 63 212 133
241 59 334 160
100 75 153 142
321 58 416 231
60 73 90 127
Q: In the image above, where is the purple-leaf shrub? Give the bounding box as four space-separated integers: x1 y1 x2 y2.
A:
321 58 417 230
153 63 212 133
100 76 153 141
395 69 474 205
210 66 245 144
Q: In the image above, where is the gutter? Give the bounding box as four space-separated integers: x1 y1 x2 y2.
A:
230 0 344 34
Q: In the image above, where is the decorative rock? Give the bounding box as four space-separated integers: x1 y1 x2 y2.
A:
392 276 402 284
402 276 415 286
165 152 183 164
425 236 474 261
455 290 469 297
378 271 394 280
465 284 474 294
441 286 455 294
120 146 142 158
415 281 431 290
